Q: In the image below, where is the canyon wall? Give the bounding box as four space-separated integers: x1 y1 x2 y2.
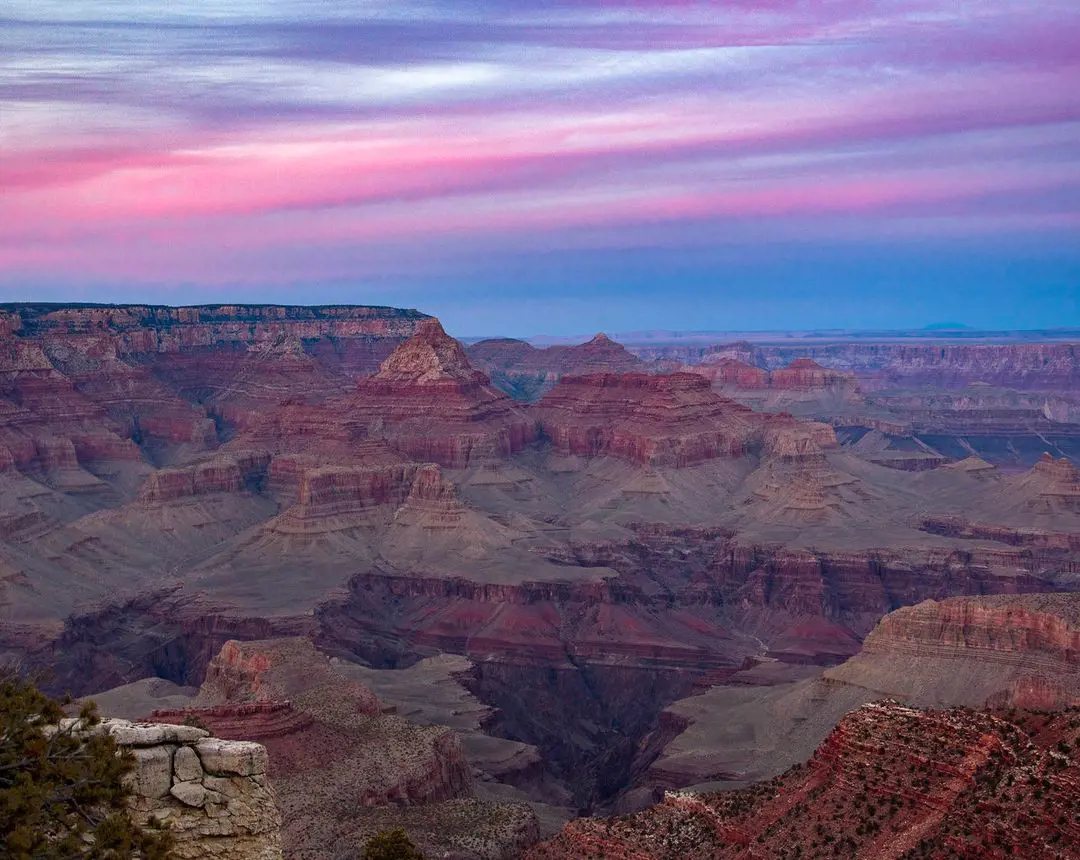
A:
825 593 1080 709
631 340 1080 390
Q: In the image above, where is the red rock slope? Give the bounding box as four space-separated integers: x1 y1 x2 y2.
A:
528 700 1080 859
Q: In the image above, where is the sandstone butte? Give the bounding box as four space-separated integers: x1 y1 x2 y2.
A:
341 318 536 467
533 370 838 467
2 303 1080 844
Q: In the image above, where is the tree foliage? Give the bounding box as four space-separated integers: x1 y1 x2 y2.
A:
362 828 425 860
0 670 172 859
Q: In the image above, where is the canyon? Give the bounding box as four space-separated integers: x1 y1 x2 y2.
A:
2 304 1079 855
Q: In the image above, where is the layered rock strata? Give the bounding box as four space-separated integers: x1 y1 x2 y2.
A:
468 333 647 400
528 701 1080 859
825 593 1080 709
345 319 535 467
535 372 762 466
636 340 1080 391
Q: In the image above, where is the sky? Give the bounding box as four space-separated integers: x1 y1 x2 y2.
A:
1 0 1078 336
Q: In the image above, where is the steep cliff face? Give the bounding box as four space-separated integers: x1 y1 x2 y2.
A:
0 303 427 354
269 462 455 533
825 594 1080 709
0 304 429 466
528 701 1080 859
468 333 647 400
136 454 270 503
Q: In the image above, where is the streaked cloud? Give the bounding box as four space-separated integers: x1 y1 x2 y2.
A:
1 0 1077 332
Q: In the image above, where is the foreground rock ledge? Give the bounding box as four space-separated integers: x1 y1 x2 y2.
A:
66 717 283 860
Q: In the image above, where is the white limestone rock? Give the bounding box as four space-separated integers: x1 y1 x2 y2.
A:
128 745 173 799
170 781 208 808
195 738 268 776
104 718 208 746
174 745 204 782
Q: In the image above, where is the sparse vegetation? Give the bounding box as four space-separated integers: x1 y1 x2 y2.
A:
0 670 172 859
362 828 425 860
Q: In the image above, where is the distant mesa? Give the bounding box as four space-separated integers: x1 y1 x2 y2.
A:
467 331 646 400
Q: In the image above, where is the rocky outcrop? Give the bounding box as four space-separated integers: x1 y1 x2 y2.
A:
535 371 842 468
529 701 1080 859
137 454 270 503
346 320 535 467
146 638 539 858
825 594 1080 709
771 358 859 392
33 590 317 697
919 515 1080 550
66 717 282 860
535 372 764 466
468 333 646 400
269 462 447 533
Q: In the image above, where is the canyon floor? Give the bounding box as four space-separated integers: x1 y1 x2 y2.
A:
2 304 1079 856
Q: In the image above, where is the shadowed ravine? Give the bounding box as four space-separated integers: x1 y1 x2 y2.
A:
459 661 702 811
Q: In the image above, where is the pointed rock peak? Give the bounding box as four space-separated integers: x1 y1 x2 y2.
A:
947 456 996 473
376 318 479 383
584 332 617 347
1032 452 1079 483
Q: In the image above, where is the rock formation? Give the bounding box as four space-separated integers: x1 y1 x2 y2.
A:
692 355 859 396
468 333 646 400
825 593 1080 709
535 372 760 466
4 303 1080 839
528 701 1080 859
65 717 282 860
0 303 428 472
346 320 536 467
637 339 1080 391
146 638 540 859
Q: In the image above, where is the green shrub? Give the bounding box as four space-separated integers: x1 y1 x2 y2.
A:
0 670 172 859
362 828 425 860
